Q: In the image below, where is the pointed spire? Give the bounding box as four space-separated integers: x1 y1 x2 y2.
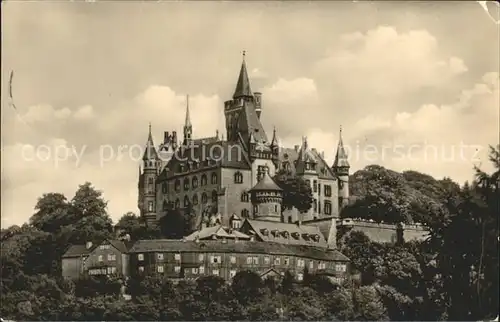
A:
233 51 253 99
333 125 350 168
271 126 278 145
185 94 192 128
143 122 158 161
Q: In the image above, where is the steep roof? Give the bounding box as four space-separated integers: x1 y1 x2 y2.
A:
233 54 253 99
279 147 337 180
159 139 251 181
129 239 349 262
143 123 158 161
250 171 282 192
243 219 328 247
333 127 350 168
236 101 268 143
62 239 132 258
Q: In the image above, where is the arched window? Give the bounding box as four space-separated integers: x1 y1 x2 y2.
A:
192 176 198 189
324 201 332 215
184 178 190 191
184 196 190 207
192 194 198 205
313 180 318 192
201 192 208 204
174 198 180 208
201 174 207 186
211 190 218 203
241 192 249 202
162 200 168 211
211 172 218 185
234 171 243 184
241 209 249 219
148 178 154 184
174 180 181 192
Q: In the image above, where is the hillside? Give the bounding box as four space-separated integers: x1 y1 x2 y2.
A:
344 165 461 224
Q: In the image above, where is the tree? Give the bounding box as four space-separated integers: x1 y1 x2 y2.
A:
273 169 313 214
29 193 70 233
159 202 196 239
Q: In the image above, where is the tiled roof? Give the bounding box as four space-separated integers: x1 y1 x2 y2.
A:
237 101 268 143
333 130 349 168
160 140 251 180
279 147 337 180
243 219 328 247
185 225 251 241
129 239 349 262
62 245 91 258
250 171 282 192
62 239 131 258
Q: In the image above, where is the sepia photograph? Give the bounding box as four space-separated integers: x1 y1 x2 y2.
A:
1 1 499 321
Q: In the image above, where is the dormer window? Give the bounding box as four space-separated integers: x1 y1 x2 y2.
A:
271 229 279 237
302 233 310 240
313 234 320 242
292 232 300 239
261 228 269 236
282 231 290 238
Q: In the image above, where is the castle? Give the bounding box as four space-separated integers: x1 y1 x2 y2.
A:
137 53 350 232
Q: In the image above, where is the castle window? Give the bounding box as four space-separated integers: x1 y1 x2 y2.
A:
192 176 198 189
318 201 321 214
313 180 318 192
174 198 180 208
274 205 278 212
162 182 168 194
324 201 332 215
324 185 331 197
257 165 266 182
288 216 292 223
184 196 190 208
234 171 243 184
148 178 154 184
241 192 249 202
241 209 249 219
148 201 154 212
184 178 190 191
162 200 168 211
201 174 207 186
174 180 181 192
318 184 321 194
232 218 241 229
211 172 218 185
305 179 311 187
192 194 199 205
211 190 218 203
253 205 258 215
314 199 317 212
201 192 208 204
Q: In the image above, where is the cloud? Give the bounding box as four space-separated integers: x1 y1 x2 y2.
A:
1 85 225 227
312 26 469 119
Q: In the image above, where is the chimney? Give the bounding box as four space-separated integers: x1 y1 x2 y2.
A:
294 145 300 152
86 241 93 249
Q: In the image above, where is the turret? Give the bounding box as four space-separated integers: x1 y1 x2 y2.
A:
249 166 283 222
332 126 350 209
139 123 159 226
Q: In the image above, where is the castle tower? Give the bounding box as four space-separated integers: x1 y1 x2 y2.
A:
224 51 261 142
139 123 159 226
296 136 319 220
183 95 192 146
249 166 283 222
332 126 350 210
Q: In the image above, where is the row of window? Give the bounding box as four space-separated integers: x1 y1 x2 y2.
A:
171 173 218 193
98 254 117 261
88 266 117 275
137 253 346 271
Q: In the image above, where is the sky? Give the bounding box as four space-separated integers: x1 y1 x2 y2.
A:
1 1 499 227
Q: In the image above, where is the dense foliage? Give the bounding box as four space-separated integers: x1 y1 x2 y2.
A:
1 146 498 320
273 169 313 214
